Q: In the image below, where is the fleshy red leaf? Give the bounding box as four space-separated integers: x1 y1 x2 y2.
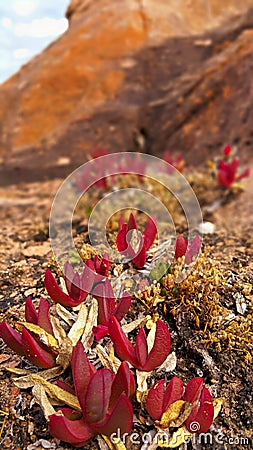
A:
116 224 128 252
175 235 188 259
0 321 25 356
146 379 165 421
100 253 110 276
143 217 157 250
163 376 184 412
238 167 250 180
132 243 147 268
37 298 53 335
128 213 138 230
93 279 115 325
223 145 232 156
183 377 203 404
114 293 132 322
109 361 135 410
217 169 231 187
25 297 38 324
186 402 214 433
142 320 170 372
80 265 94 297
44 269 82 308
64 261 75 294
200 386 213 403
135 327 148 368
194 402 214 433
94 253 110 276
189 234 201 259
69 272 82 301
93 324 109 340
71 342 96 414
85 368 114 423
49 413 94 447
108 316 138 367
93 395 133 437
21 328 55 368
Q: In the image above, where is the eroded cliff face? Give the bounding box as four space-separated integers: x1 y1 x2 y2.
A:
66 0 253 37
0 0 253 176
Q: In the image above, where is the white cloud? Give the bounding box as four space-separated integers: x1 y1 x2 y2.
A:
13 47 31 59
12 1 36 17
15 17 68 38
1 17 13 29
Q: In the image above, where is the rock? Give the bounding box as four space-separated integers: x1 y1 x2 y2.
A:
0 0 253 183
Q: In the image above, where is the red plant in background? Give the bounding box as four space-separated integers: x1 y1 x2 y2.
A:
108 316 170 371
216 145 250 188
49 342 135 447
0 297 57 369
163 150 185 173
92 278 132 340
44 262 94 308
116 153 147 178
218 159 250 188
146 376 214 433
75 147 111 191
116 213 157 269
175 234 201 264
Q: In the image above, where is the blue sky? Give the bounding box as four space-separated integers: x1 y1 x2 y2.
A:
0 0 69 83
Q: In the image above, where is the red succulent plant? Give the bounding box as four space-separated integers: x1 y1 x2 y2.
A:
216 145 250 188
92 278 132 340
163 150 185 172
85 253 110 283
116 213 157 269
0 297 57 369
146 376 214 433
44 262 94 308
217 158 250 188
175 234 201 264
49 342 135 447
108 316 170 371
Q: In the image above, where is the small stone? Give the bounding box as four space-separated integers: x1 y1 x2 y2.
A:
198 222 215 234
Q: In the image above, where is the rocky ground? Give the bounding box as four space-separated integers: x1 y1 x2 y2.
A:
0 153 252 450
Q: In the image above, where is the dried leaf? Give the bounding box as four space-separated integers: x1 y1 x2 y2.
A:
50 316 67 345
96 344 118 373
160 400 186 428
122 316 150 334
13 366 65 389
102 434 127 450
81 299 98 351
68 303 88 346
213 397 223 419
29 374 81 411
136 369 150 402
146 322 157 353
169 402 194 429
5 367 30 375
56 336 73 369
97 435 110 450
55 304 77 326
32 383 56 420
16 322 59 351
156 352 177 374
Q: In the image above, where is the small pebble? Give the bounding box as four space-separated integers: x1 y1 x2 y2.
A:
198 221 215 234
